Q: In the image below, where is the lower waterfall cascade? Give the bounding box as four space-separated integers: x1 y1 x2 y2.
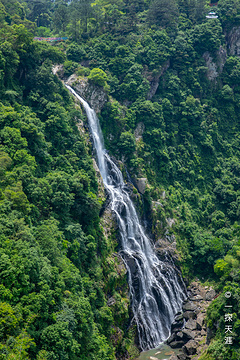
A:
66 84 187 351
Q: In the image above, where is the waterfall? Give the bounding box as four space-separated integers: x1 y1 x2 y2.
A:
66 84 186 351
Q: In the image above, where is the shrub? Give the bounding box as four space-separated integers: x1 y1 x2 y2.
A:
76 66 90 77
66 43 87 62
88 68 108 86
63 60 78 76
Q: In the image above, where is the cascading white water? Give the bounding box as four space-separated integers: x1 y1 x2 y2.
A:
66 84 186 350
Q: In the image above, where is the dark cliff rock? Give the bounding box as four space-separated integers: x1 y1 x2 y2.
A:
203 46 227 81
146 60 170 100
66 74 108 113
167 281 216 360
201 24 240 82
226 26 240 56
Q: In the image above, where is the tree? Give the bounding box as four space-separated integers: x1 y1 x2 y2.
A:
190 19 223 54
178 0 206 23
27 0 53 27
135 100 164 127
66 43 86 62
217 0 240 28
148 0 179 28
0 2 7 27
222 56 240 88
119 131 136 158
1 0 25 19
172 32 196 72
40 321 81 359
69 0 94 37
0 41 19 88
53 3 69 33
88 68 108 86
0 127 28 157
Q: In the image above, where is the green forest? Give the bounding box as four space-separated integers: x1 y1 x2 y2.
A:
0 0 240 359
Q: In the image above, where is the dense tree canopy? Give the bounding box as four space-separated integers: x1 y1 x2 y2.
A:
1 0 240 359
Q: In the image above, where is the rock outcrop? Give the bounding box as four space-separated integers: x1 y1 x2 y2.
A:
227 26 240 56
134 177 147 194
146 60 170 100
203 46 227 81
52 64 64 77
66 74 108 113
167 281 216 360
203 26 240 81
134 122 145 141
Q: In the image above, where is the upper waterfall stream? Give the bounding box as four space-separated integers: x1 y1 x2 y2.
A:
66 84 186 350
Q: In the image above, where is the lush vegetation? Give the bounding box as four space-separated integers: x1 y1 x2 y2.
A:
0 2 137 360
1 0 240 359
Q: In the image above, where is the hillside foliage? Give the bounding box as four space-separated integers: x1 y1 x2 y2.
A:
0 0 240 359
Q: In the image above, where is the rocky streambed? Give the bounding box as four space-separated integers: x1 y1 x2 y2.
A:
167 281 216 360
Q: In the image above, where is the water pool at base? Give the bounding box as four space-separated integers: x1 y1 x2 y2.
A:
136 343 180 360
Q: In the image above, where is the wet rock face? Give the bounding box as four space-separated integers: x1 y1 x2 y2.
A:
66 75 108 113
169 355 179 360
227 26 240 56
183 311 197 320
182 302 197 312
202 46 227 81
167 281 216 360
134 178 147 194
134 122 145 141
185 319 198 331
146 60 170 100
205 289 216 301
52 64 64 77
183 340 198 356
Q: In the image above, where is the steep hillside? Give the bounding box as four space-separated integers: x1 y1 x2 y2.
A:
1 0 240 359
0 6 138 360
